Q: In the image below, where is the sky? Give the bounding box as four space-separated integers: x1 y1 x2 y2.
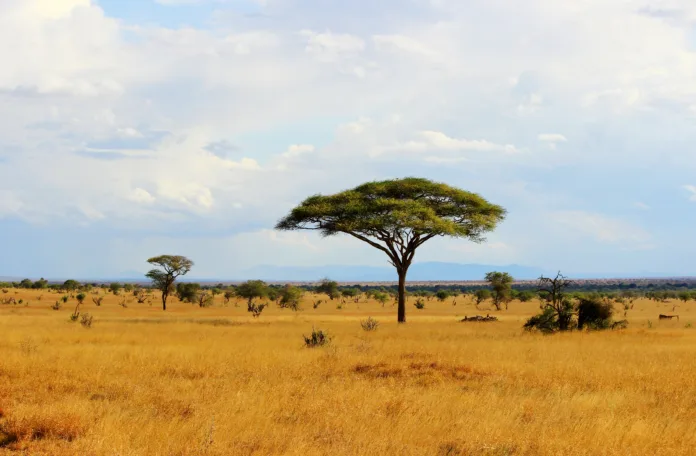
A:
2 0 696 279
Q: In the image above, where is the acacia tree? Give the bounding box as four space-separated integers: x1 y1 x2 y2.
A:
145 255 194 311
275 178 506 323
485 271 514 310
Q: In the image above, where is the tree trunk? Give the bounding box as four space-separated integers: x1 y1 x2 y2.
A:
397 268 407 324
162 292 167 311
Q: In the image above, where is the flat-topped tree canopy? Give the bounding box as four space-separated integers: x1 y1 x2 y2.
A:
275 177 506 323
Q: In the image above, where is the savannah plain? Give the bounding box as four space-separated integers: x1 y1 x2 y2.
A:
0 287 694 456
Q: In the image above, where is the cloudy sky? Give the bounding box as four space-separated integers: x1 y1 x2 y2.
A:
2 0 696 279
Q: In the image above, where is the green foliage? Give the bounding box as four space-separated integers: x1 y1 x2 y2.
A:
76 293 86 304
485 271 514 310
19 279 33 289
435 290 450 302
279 285 303 311
577 297 614 330
303 327 331 348
414 298 425 309
517 291 535 303
248 302 267 318
236 280 269 312
474 289 491 307
61 295 69 303
275 178 506 324
124 284 134 293
316 278 340 300
373 292 389 307
146 255 194 311
524 307 559 334
176 283 201 303
196 291 214 308
109 283 122 295
63 280 80 291
51 301 62 311
32 278 48 289
223 289 235 305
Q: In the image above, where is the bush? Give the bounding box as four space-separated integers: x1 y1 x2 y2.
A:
303 327 331 347
360 317 379 332
51 301 62 311
577 297 613 330
80 313 93 328
92 296 103 306
523 307 558 334
248 302 267 318
414 298 425 310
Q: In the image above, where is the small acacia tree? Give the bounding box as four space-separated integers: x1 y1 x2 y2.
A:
145 255 194 311
534 271 574 331
236 280 269 311
485 271 514 311
276 178 505 323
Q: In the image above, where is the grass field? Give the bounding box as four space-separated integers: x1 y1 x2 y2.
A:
0 289 695 455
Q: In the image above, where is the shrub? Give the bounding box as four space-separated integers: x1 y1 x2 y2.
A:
360 317 380 332
414 298 425 310
303 327 331 347
278 285 303 311
61 295 69 303
577 297 613 330
435 290 450 302
76 293 86 304
51 301 62 311
523 307 558 334
313 299 323 309
80 313 93 328
248 302 267 318
92 296 103 306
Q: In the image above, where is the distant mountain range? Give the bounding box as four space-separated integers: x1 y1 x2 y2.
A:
2 263 694 283
238 262 547 282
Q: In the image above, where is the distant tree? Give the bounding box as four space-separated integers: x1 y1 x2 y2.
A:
517 290 535 303
485 271 514 311
123 283 134 293
145 255 194 311
196 291 214 308
19 279 33 289
341 288 361 302
435 290 450 302
316 278 340 300
275 178 506 323
373 292 389 307
223 288 236 306
32 278 48 289
267 287 280 302
176 283 201 303
279 285 304 311
678 291 692 303
236 280 269 311
109 283 122 295
76 293 86 305
533 272 574 332
577 297 614 330
474 289 491 308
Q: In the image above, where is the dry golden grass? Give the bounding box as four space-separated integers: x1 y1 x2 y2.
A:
1 288 695 455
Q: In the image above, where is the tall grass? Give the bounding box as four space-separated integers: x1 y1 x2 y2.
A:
0 289 694 455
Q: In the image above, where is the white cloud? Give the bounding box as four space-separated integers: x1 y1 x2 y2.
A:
300 30 365 62
684 185 696 201
633 202 650 210
130 188 156 205
552 211 652 245
538 134 567 143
